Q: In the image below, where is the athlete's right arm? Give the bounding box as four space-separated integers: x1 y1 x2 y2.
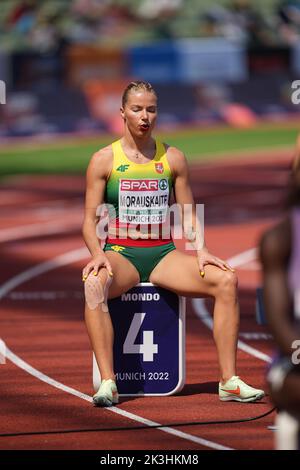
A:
82 146 113 279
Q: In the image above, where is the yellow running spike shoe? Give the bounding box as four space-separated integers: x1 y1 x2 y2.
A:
219 376 265 402
93 379 119 407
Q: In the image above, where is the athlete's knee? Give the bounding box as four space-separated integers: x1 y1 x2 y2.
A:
84 268 112 312
214 270 238 298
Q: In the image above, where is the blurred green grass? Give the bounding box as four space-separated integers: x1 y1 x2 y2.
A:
0 123 298 177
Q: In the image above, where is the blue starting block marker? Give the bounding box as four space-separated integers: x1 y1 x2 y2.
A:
256 286 267 325
93 283 186 396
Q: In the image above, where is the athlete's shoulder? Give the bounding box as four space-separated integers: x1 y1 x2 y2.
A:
93 143 114 162
164 143 185 159
87 144 113 179
164 144 188 176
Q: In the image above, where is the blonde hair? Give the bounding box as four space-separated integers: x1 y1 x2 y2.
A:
122 80 157 107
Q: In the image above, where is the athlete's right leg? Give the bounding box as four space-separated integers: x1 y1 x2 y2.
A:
84 251 140 383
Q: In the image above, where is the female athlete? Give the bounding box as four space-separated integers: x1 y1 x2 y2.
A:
82 81 265 406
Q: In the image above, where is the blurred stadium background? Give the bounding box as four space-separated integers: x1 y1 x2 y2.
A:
0 3 297 452
0 0 300 173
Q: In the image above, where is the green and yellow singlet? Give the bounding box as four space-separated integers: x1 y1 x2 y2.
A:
105 139 174 247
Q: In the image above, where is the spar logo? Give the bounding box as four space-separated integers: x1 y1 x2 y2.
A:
120 179 168 191
120 179 159 191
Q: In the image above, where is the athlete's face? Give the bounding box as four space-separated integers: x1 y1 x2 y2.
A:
121 91 157 136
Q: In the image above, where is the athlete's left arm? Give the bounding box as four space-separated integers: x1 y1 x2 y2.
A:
260 220 300 413
260 219 299 356
168 146 205 250
168 147 234 274
292 133 300 171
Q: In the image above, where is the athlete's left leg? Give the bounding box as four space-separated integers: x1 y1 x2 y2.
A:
149 249 239 383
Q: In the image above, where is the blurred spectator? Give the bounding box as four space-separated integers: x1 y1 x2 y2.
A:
200 0 274 46
67 15 100 44
5 0 38 35
277 0 300 44
2 0 300 48
200 6 244 42
30 11 64 53
228 0 274 46
72 0 112 17
137 0 183 19
6 0 36 26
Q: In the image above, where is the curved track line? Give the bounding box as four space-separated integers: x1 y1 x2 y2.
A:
192 250 272 364
0 247 232 451
192 299 271 363
0 220 81 242
227 249 258 271
0 248 89 299
4 347 230 450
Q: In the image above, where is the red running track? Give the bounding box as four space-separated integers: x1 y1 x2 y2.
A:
0 149 292 450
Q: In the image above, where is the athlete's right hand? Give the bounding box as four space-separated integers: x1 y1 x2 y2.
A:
82 253 113 282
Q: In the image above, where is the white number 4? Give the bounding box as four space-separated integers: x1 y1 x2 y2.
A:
123 313 158 362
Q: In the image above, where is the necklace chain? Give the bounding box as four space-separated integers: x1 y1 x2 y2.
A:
129 148 154 159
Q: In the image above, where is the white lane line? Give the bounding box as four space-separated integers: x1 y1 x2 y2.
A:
7 291 83 300
0 196 81 208
0 248 89 299
0 339 6 364
4 347 232 450
5 347 93 403
0 247 232 451
192 249 272 364
227 248 258 270
0 220 82 242
238 263 260 271
239 333 272 341
192 299 272 363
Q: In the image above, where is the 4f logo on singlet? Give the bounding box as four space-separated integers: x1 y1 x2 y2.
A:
117 164 130 172
111 245 126 252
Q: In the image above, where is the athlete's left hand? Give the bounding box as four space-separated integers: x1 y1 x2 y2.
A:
197 248 235 278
